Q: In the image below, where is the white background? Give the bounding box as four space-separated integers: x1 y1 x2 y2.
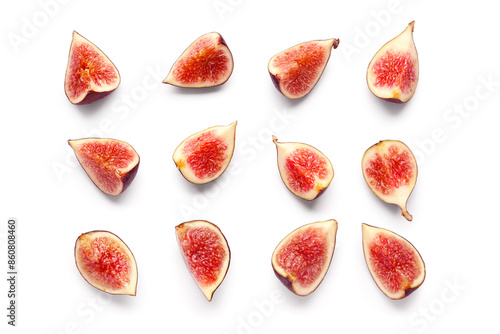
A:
2 0 499 333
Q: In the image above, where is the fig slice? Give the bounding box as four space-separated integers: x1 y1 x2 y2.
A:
272 220 338 296
75 230 138 296
175 220 230 301
268 38 339 99
362 223 425 299
273 136 334 200
163 32 234 88
68 138 140 196
173 121 237 184
64 31 121 105
367 21 419 103
361 140 417 221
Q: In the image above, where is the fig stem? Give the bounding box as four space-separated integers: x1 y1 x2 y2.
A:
272 135 279 144
402 209 413 222
332 38 340 49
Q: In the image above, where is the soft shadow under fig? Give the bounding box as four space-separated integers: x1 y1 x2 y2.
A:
372 96 409 116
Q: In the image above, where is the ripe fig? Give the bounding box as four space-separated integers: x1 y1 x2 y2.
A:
268 38 339 99
273 136 334 200
175 220 230 301
362 140 417 221
75 231 138 296
367 21 418 103
68 138 140 196
64 31 121 105
163 32 234 88
362 223 425 299
272 220 338 296
173 121 236 184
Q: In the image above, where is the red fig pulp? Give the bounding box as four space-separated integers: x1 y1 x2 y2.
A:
268 38 339 99
163 32 234 88
175 220 230 301
75 231 138 296
272 220 338 296
68 138 140 196
367 21 418 103
362 140 417 221
64 31 120 105
362 224 425 299
173 121 236 184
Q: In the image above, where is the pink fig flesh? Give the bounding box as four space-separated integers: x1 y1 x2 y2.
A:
175 220 230 301
64 31 120 105
273 136 334 200
75 230 138 296
362 223 425 299
68 138 140 196
367 21 419 103
268 38 339 99
362 140 417 221
173 121 236 184
163 32 234 88
272 220 338 296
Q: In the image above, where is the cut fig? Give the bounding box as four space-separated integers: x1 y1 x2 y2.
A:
367 21 419 103
173 121 236 184
175 220 230 301
268 38 339 99
64 31 121 105
272 220 338 296
75 230 138 296
362 223 425 299
163 32 234 88
68 138 140 196
273 136 334 200
362 140 417 221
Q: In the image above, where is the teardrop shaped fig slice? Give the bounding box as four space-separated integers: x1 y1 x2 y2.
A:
272 220 338 296
367 21 418 103
64 31 121 105
175 220 230 301
68 138 140 196
362 223 425 299
362 140 417 221
75 231 138 296
173 121 237 184
268 38 339 99
163 32 234 88
273 136 334 200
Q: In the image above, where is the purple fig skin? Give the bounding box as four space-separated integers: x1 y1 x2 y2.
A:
69 90 116 105
119 163 140 194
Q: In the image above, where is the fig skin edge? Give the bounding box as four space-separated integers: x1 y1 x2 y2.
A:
361 223 426 300
64 31 121 105
361 140 417 222
269 38 340 99
74 230 138 296
366 21 418 104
